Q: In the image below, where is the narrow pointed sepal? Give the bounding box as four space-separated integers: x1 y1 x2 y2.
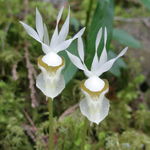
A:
79 96 110 124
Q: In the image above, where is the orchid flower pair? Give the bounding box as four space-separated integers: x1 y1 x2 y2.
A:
20 7 128 124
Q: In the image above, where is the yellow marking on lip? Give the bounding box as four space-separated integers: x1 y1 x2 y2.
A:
80 79 109 98
37 55 65 73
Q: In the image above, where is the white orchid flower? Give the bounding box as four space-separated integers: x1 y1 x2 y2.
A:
67 27 128 124
20 7 85 99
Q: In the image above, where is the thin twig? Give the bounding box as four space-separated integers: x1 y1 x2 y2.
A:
23 110 49 149
12 63 19 80
24 44 39 107
23 110 37 141
23 124 37 142
23 109 36 127
59 103 79 121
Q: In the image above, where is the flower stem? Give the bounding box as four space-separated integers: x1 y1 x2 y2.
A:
48 97 53 150
81 117 88 150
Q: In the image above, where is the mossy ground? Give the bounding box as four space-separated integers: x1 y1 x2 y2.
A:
0 0 150 150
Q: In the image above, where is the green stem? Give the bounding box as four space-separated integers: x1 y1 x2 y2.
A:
81 117 88 150
48 97 53 150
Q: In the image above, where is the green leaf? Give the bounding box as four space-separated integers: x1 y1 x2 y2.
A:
87 0 114 59
59 41 78 84
140 0 150 10
113 29 141 48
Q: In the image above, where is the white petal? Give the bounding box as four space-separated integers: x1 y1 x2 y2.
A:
55 39 72 53
91 28 102 71
96 47 128 76
98 27 108 65
57 7 64 24
20 21 41 42
72 27 86 40
95 28 102 51
83 64 93 77
58 8 70 43
43 24 49 45
50 7 64 48
84 70 94 78
66 51 85 70
78 37 84 62
36 8 44 40
50 26 59 48
104 27 107 46
99 46 107 65
36 73 65 98
79 96 110 124
41 43 52 54
55 27 86 53
91 52 99 72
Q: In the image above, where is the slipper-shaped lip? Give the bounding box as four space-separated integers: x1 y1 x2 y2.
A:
37 55 65 73
80 79 109 98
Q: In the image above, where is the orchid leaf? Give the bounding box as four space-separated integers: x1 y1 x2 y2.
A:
113 29 142 49
140 0 150 10
87 0 114 66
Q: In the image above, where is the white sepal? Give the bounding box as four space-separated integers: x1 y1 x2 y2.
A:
96 47 128 76
36 8 44 40
20 21 41 42
91 28 102 71
66 51 85 70
57 6 64 24
104 27 107 46
95 28 102 50
55 27 86 53
50 7 64 48
78 37 84 62
41 43 52 54
55 39 72 53
58 7 70 43
99 46 107 65
43 24 49 45
83 70 94 78
72 27 86 40
98 27 108 65
91 52 99 72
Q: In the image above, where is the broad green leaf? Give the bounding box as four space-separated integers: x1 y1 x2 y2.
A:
140 0 150 10
59 41 78 84
86 0 114 67
113 29 141 48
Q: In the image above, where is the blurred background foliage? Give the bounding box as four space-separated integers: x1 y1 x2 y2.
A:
0 0 150 149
